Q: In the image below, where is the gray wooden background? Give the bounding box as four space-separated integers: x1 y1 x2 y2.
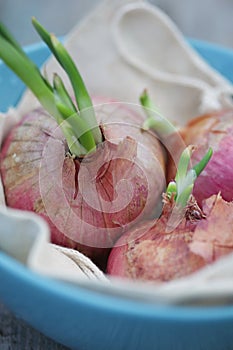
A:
0 303 69 349
0 0 233 349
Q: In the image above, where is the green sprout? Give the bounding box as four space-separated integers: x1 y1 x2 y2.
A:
0 19 103 157
166 146 213 208
140 89 213 208
140 88 213 232
165 146 212 232
140 89 176 137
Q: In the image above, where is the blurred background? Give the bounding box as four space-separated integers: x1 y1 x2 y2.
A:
0 0 232 48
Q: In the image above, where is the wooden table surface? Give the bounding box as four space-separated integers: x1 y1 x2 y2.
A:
0 302 69 349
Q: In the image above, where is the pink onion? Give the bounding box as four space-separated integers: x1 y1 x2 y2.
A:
1 105 165 262
0 21 166 266
107 193 233 282
106 146 230 282
168 109 233 205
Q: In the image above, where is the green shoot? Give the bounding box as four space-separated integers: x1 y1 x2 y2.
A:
32 17 102 144
165 146 212 232
140 89 176 136
166 146 213 207
0 20 102 157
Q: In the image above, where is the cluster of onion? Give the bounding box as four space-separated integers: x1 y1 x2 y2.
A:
1 20 233 279
107 97 233 282
0 20 165 268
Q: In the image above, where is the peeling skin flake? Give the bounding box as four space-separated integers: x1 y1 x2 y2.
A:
189 194 233 262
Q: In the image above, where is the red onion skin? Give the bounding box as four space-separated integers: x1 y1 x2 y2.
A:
0 101 165 264
168 109 233 206
107 194 233 282
189 194 233 262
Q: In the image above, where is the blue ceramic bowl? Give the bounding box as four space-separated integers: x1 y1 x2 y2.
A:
1 40 233 350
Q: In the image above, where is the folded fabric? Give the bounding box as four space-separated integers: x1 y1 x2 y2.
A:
0 206 108 282
18 0 233 123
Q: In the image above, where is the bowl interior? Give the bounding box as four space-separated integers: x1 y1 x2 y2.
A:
1 39 233 350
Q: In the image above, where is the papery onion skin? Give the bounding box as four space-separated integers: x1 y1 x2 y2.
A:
107 198 205 281
167 109 233 205
107 194 233 282
0 101 166 265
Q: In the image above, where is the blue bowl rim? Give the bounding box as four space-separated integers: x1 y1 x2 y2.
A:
2 250 233 321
